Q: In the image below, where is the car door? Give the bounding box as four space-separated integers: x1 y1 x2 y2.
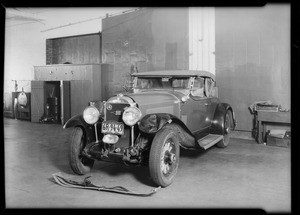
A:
203 77 218 127
181 77 210 134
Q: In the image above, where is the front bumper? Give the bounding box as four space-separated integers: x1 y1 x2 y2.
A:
82 140 142 164
82 141 125 163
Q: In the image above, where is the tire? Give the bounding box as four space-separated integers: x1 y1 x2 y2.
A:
217 110 233 148
69 127 94 175
149 125 180 187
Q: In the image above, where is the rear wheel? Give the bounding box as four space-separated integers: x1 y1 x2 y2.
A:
69 127 94 175
217 110 233 148
149 125 180 187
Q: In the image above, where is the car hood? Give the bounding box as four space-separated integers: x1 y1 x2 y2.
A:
126 90 182 117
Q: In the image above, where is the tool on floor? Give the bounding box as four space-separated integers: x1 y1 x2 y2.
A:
51 173 161 197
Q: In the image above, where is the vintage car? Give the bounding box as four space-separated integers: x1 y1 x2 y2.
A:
63 70 237 187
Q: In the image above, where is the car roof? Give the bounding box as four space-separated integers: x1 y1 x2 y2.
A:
131 70 215 80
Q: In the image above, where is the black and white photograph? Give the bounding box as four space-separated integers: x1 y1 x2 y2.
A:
2 4 295 213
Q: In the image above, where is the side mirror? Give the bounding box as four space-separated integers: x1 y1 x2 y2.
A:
211 87 218 98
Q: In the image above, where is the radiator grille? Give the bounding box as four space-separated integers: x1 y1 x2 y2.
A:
103 103 131 148
115 127 131 148
104 103 130 122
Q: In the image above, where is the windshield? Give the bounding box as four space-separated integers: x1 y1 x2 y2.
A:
134 77 190 93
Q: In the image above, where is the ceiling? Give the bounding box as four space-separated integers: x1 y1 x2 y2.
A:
5 8 50 27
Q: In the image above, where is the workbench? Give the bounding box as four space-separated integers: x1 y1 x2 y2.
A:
257 111 291 144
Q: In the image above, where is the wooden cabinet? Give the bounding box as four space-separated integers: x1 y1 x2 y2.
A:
70 80 93 117
31 64 111 124
31 64 112 124
31 80 91 124
31 81 46 122
34 64 97 81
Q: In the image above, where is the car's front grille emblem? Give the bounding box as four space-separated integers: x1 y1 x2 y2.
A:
106 104 112 111
105 103 130 121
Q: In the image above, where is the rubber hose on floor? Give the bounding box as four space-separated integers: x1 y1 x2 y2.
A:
51 173 161 197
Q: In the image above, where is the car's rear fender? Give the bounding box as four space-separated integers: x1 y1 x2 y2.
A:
63 115 96 143
138 113 198 149
210 103 237 135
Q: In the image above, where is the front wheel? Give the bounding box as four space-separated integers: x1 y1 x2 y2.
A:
69 127 94 175
149 125 180 187
217 110 233 148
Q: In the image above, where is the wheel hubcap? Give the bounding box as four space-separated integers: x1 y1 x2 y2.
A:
169 153 176 164
225 127 230 134
223 113 231 144
161 140 176 175
79 134 90 165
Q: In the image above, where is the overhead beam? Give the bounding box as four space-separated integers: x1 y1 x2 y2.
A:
6 8 45 22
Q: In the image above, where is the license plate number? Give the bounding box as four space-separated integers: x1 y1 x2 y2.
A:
101 121 124 135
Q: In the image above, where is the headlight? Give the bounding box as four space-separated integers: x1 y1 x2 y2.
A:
83 106 100 124
122 107 142 126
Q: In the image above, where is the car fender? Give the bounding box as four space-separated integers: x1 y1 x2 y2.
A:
63 115 85 129
63 115 97 143
210 103 237 135
138 113 198 149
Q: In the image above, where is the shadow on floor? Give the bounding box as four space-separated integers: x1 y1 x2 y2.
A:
94 162 156 187
49 145 156 186
48 134 76 175
49 145 208 187
180 147 206 158
48 129 238 187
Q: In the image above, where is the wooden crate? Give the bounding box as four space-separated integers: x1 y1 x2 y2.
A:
266 133 291 148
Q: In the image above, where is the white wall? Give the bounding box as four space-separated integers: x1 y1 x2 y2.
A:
188 7 215 74
4 7 133 92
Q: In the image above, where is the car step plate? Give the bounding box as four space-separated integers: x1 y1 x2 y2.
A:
197 134 223 150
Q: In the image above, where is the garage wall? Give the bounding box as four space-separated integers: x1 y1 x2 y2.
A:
46 33 101 64
101 8 189 94
188 7 215 74
4 7 129 118
215 4 290 131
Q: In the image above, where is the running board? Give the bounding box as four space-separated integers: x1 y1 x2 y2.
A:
197 134 223 150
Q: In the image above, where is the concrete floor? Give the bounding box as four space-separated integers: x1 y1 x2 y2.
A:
4 118 291 212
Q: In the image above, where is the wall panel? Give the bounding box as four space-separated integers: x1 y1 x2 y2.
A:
188 7 215 74
215 5 290 131
101 8 189 95
46 33 101 65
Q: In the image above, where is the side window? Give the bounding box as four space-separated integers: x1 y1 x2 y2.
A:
204 78 214 97
191 77 205 97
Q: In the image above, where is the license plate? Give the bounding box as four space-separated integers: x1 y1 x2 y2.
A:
101 121 124 135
